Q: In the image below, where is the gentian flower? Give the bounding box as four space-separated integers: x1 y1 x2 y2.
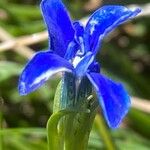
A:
18 0 141 128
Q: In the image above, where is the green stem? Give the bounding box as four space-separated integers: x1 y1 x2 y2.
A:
48 74 97 150
0 99 4 150
94 114 117 150
64 112 96 150
47 109 97 150
47 110 68 150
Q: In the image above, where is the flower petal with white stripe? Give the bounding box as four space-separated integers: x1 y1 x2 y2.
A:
19 51 73 95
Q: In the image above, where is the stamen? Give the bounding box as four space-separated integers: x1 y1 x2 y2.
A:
64 41 78 60
77 37 85 56
72 55 83 68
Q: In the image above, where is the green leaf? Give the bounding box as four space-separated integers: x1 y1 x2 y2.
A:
128 108 150 138
0 61 22 82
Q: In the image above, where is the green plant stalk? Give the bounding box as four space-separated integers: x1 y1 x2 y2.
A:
0 100 4 150
47 111 67 150
47 73 98 150
47 110 97 150
94 114 117 150
47 73 117 150
64 112 97 150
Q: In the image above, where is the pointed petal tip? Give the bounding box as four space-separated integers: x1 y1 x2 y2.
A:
106 96 130 129
102 90 130 129
130 7 141 17
18 79 33 96
108 105 130 129
133 7 141 13
108 121 121 129
18 81 28 96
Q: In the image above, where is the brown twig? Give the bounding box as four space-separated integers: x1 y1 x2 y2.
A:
128 3 150 17
0 31 48 52
0 27 35 59
84 0 102 11
132 97 150 113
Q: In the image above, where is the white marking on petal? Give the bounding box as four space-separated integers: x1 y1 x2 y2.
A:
72 56 83 68
19 81 26 94
98 13 133 41
77 37 85 56
30 68 72 87
89 19 99 35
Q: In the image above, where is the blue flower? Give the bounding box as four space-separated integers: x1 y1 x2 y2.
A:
18 0 141 128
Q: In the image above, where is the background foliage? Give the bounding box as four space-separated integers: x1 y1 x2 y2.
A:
0 0 150 150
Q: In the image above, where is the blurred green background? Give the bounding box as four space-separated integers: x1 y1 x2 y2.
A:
0 0 150 150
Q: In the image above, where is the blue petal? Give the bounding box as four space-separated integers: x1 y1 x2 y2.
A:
84 6 141 53
41 0 75 57
75 52 94 77
64 40 79 60
88 61 100 73
73 21 84 39
87 73 130 128
19 51 73 95
73 21 85 56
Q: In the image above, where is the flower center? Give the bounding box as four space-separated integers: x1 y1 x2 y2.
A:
72 55 83 68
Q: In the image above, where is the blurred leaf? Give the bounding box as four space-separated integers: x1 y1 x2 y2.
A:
0 61 22 82
1 128 47 150
113 129 150 150
88 128 150 150
128 108 150 138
